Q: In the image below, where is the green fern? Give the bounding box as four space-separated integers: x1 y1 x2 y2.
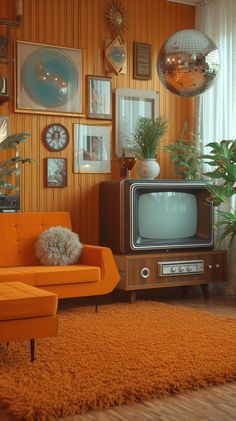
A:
132 117 168 159
164 138 202 180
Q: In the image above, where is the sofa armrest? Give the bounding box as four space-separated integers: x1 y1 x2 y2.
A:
79 245 120 294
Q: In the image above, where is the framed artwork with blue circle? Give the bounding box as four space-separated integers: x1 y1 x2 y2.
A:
16 41 84 116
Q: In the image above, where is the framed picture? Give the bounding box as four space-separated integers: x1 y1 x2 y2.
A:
86 75 112 119
0 116 9 142
16 41 83 116
45 158 67 187
133 42 152 80
74 123 111 173
0 0 23 26
115 88 158 157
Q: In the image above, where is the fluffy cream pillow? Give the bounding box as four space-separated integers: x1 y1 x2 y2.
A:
35 226 82 266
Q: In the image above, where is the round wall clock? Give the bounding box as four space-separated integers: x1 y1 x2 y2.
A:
43 124 69 151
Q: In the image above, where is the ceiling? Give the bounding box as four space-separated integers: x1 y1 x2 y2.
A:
167 0 200 5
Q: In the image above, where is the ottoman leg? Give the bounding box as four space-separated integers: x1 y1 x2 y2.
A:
30 339 35 362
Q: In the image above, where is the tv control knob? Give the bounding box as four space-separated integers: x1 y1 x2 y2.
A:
215 263 220 268
171 267 177 273
140 267 150 279
208 264 212 269
187 266 192 272
179 267 185 272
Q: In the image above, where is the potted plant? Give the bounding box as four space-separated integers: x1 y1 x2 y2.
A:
0 130 33 197
163 122 202 180
163 138 202 180
131 116 168 179
202 139 236 249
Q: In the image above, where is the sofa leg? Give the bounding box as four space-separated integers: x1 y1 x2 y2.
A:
30 339 35 362
6 342 9 348
94 296 99 313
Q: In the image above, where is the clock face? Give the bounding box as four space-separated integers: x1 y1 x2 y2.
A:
43 124 69 151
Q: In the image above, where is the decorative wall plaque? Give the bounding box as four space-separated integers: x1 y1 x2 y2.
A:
133 42 152 80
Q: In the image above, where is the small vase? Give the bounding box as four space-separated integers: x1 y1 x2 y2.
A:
136 159 160 179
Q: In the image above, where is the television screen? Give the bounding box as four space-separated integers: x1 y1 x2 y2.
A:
100 179 213 253
138 192 197 240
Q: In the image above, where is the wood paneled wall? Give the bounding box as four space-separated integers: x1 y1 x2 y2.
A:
0 0 195 244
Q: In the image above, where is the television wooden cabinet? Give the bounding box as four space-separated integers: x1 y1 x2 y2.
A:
114 249 228 303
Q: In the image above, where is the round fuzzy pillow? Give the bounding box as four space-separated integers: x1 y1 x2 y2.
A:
35 226 82 266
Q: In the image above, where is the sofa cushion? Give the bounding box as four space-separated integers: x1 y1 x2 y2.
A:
0 282 58 321
0 268 36 285
35 226 82 265
0 265 100 287
34 265 101 286
7 265 100 286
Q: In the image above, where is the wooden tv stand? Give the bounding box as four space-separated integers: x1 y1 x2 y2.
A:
114 249 227 303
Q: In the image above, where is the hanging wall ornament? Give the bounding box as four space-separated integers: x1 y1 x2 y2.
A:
105 0 127 37
157 29 220 97
105 36 126 75
104 1 127 75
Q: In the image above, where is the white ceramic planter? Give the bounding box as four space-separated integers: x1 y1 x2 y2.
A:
136 159 160 179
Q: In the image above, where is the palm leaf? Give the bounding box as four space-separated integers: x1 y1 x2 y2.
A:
0 132 31 151
0 181 19 191
0 132 32 194
202 139 236 249
216 210 236 221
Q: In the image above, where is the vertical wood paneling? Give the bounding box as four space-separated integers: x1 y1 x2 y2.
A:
0 0 195 244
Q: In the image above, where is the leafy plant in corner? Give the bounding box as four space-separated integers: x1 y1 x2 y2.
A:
202 139 236 249
0 130 33 194
131 116 168 159
164 131 202 180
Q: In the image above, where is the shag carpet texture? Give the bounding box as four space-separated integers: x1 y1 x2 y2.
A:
0 301 236 421
35 226 82 265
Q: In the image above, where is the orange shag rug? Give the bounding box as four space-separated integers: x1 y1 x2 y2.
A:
0 301 236 421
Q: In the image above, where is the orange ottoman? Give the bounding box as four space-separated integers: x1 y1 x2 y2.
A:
0 282 58 361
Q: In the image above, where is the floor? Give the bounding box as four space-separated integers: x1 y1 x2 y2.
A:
1 286 236 421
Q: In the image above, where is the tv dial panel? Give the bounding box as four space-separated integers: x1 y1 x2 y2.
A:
158 260 204 277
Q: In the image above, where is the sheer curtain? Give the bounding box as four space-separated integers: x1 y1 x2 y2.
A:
195 0 236 293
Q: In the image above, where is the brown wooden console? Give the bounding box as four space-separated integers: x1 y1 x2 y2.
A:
114 250 228 303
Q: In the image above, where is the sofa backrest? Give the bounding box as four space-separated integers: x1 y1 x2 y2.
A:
0 212 72 267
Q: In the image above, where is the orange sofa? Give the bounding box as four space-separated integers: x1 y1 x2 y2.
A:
0 281 58 361
0 212 120 299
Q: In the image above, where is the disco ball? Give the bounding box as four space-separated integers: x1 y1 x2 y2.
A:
157 29 220 97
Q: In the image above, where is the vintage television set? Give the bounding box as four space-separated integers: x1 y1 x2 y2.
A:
100 179 214 254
